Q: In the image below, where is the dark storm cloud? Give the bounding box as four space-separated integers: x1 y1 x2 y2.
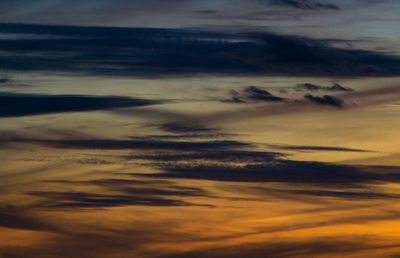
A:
269 0 339 10
1 23 400 77
269 144 371 152
297 83 353 92
304 94 343 107
0 92 161 117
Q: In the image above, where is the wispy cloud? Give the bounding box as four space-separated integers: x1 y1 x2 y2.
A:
129 150 283 163
26 190 209 209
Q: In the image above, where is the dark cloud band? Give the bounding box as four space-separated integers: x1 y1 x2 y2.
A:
0 93 161 117
1 23 400 77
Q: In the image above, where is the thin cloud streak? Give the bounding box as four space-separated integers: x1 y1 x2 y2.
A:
268 144 372 152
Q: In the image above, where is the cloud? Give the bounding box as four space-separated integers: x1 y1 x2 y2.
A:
248 186 400 200
278 189 400 199
269 0 339 10
304 94 343 107
221 96 247 104
26 191 205 208
128 121 238 140
0 77 10 84
244 86 284 102
221 86 284 103
162 238 388 258
7 138 249 151
4 121 391 189
0 92 162 117
134 161 374 186
1 23 400 77
45 178 210 198
268 144 371 152
297 83 353 92
0 117 247 151
196 83 400 125
0 208 57 232
0 203 192 257
4 117 399 191
20 176 216 210
129 150 283 163
158 122 214 134
126 146 400 187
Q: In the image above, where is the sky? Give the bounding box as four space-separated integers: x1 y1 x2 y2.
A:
1 1 400 257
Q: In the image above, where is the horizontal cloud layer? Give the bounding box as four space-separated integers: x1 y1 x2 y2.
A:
1 23 400 77
6 138 249 150
0 92 161 117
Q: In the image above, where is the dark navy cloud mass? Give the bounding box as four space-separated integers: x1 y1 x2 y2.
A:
0 92 161 117
1 23 400 77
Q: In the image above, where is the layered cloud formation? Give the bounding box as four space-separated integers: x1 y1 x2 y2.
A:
1 1 400 257
1 23 400 77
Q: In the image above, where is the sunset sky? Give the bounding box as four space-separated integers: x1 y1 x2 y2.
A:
1 1 400 257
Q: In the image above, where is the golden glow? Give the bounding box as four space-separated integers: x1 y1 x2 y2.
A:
2 75 400 257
